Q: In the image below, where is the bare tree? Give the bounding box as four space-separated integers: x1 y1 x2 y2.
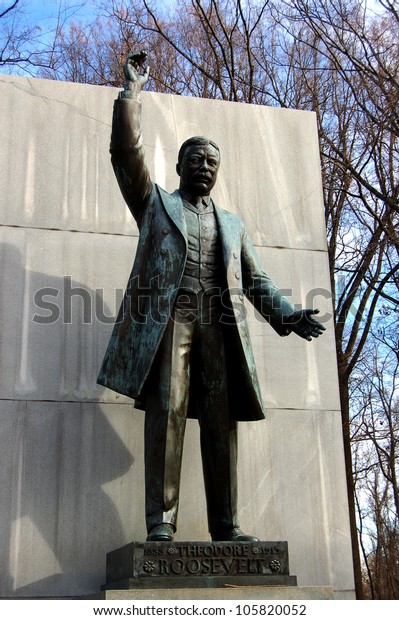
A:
352 333 399 597
262 0 398 597
0 0 92 75
0 0 42 71
4 0 398 599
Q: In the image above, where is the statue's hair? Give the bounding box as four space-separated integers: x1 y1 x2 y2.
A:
177 136 220 165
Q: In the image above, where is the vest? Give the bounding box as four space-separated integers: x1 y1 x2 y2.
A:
179 198 223 294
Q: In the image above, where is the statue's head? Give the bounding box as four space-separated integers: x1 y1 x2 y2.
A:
176 136 220 196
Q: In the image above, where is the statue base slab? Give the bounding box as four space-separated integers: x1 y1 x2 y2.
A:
103 541 297 591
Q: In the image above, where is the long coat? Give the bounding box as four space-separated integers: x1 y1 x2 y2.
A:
97 98 295 421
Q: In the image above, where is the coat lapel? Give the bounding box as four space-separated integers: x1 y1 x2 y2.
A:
158 186 187 242
214 204 238 268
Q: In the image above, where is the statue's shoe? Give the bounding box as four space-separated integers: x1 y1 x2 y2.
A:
146 523 175 541
211 527 259 542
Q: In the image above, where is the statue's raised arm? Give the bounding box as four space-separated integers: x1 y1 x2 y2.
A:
110 51 152 224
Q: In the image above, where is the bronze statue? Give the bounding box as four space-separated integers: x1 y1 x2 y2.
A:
98 52 325 543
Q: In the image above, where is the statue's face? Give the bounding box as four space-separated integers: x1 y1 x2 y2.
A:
176 144 220 196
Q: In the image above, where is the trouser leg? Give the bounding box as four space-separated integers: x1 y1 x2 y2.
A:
201 418 239 536
144 294 239 537
144 316 193 532
195 318 239 536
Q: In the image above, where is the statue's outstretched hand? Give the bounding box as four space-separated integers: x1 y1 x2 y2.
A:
285 309 326 341
123 51 150 88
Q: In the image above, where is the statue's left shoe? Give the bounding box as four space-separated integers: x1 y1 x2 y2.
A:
146 523 175 541
211 527 259 542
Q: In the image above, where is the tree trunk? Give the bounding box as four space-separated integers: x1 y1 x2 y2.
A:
339 368 364 599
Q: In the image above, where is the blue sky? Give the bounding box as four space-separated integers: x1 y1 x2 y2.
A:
22 0 175 23
23 0 96 25
16 0 388 29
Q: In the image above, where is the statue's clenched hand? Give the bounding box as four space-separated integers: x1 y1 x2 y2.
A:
123 51 150 89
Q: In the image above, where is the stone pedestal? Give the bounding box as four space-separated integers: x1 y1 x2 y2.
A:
103 541 297 591
90 586 334 600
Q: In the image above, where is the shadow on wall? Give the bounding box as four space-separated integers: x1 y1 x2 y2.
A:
0 242 138 597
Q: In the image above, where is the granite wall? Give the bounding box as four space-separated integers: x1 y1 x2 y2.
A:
0 74 354 598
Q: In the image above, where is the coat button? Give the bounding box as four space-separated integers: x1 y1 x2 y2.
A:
233 252 239 259
162 228 169 234
235 273 240 279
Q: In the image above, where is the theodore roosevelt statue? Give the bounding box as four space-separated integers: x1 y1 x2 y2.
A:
97 52 325 543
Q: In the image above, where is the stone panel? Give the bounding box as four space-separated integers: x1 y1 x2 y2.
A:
0 75 129 236
0 75 325 251
0 401 141 597
0 402 352 597
0 226 338 410
235 410 353 593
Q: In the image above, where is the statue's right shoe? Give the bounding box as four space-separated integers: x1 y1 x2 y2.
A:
211 527 259 542
146 523 175 541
